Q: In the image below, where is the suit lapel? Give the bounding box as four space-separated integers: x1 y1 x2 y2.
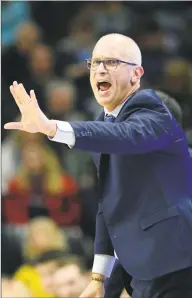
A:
93 96 134 174
93 91 139 196
96 111 113 198
96 110 105 122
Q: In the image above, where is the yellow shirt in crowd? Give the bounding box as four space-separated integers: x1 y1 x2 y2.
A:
14 264 56 298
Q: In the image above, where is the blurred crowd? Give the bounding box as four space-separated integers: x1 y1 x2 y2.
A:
1 1 192 297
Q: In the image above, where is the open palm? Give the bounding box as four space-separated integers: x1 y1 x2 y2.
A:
4 81 55 136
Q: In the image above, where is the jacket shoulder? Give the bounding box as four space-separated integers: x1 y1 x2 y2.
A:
130 89 162 107
121 89 171 118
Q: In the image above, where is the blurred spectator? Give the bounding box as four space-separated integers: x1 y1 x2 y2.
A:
46 79 77 120
2 1 31 50
2 129 96 241
45 79 95 185
55 18 95 108
24 43 56 110
136 17 170 87
43 255 91 298
2 21 42 86
161 58 192 129
93 2 135 36
155 90 183 124
14 249 69 298
74 2 136 37
154 8 186 55
45 78 98 240
2 227 23 275
179 17 192 62
3 141 81 227
29 44 55 84
2 277 33 298
2 131 46 195
23 217 68 260
155 90 192 155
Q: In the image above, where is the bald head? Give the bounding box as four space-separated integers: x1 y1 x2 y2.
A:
90 33 144 112
93 33 142 66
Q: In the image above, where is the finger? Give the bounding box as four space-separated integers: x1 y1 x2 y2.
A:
10 84 22 106
4 122 23 130
13 81 22 102
18 83 30 104
30 90 38 105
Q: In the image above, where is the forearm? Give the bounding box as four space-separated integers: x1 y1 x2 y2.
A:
48 109 173 154
69 112 173 154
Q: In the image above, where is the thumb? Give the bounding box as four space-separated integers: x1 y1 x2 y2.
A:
4 122 23 130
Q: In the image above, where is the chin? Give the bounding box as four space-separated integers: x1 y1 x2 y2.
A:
96 94 113 106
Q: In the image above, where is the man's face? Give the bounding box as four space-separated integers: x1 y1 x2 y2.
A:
35 261 58 279
50 264 89 298
48 87 73 116
30 47 53 76
22 143 45 174
90 40 137 111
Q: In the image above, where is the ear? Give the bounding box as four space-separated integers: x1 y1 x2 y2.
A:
131 66 144 84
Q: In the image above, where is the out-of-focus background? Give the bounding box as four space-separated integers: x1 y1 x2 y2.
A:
1 1 192 297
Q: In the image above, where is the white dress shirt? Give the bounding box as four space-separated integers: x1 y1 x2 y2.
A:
49 99 128 278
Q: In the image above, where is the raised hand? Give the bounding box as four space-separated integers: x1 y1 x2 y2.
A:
4 81 57 137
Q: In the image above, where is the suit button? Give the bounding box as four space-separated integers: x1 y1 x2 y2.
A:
114 235 116 238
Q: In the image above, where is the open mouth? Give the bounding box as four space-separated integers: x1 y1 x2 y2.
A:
97 81 112 92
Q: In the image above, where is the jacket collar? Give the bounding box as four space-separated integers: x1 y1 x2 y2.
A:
96 90 139 122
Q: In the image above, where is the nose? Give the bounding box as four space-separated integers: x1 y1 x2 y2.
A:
96 61 107 74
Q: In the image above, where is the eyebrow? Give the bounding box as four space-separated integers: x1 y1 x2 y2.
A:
91 57 119 60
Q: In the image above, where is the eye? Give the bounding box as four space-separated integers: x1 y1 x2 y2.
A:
93 59 101 66
105 59 117 67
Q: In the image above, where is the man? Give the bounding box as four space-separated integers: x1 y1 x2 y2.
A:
4 33 192 298
43 255 91 298
104 90 192 298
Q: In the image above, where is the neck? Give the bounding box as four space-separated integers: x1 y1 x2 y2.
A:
105 82 140 112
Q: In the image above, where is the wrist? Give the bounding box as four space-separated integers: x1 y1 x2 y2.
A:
92 273 106 283
47 120 57 137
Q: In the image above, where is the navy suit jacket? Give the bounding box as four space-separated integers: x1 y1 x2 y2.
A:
69 89 192 280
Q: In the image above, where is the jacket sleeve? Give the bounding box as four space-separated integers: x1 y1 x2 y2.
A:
92 203 116 277
69 105 176 155
94 203 114 255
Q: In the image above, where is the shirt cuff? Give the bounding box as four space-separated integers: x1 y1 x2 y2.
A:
48 121 75 147
92 254 116 278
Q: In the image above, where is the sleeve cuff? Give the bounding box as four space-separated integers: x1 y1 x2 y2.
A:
48 121 75 147
92 254 116 278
